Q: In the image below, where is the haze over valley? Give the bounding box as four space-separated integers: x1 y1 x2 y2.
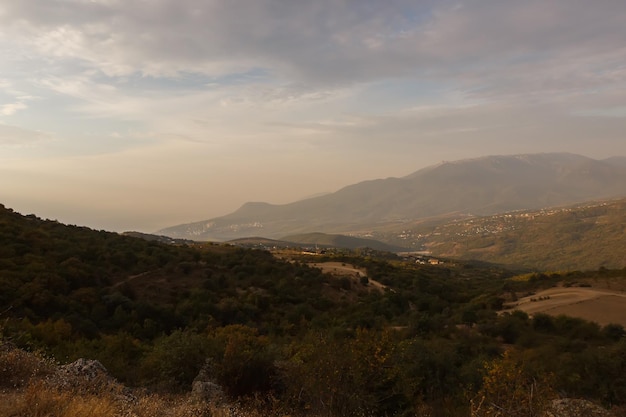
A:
1 0 626 232
158 152 626 241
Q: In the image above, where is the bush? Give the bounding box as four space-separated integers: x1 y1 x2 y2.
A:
210 325 277 398
140 329 210 391
471 350 555 417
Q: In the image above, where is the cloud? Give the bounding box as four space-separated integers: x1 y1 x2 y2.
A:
0 123 49 146
0 0 622 124
0 79 41 117
0 2 615 75
1 0 625 231
2 0 624 147
1 102 27 116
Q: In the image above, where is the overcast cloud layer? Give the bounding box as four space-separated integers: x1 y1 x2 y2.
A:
1 0 625 232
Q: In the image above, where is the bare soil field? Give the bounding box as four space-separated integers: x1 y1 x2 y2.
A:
309 262 367 277
503 286 626 326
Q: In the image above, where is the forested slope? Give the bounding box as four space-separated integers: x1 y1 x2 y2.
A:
1 204 625 416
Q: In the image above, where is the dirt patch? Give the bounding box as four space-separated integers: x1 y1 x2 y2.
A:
309 262 387 293
503 287 626 326
309 262 367 277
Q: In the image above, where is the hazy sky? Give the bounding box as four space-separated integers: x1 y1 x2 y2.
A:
1 0 625 232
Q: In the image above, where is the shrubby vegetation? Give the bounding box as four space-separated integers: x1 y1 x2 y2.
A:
1 204 625 416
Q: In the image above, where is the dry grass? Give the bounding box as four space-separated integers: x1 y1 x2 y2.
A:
0 387 295 417
0 383 118 417
0 343 223 417
0 384 250 417
0 342 56 390
0 342 298 417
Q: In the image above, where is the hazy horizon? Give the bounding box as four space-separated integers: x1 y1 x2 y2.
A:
1 1 625 232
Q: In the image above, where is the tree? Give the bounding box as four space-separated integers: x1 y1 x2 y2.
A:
207 324 277 397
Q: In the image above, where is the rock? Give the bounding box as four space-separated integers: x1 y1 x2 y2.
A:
191 361 224 403
52 358 112 391
191 380 224 402
59 358 109 381
50 358 136 404
545 398 615 417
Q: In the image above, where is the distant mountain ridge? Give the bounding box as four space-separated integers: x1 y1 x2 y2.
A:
158 153 626 241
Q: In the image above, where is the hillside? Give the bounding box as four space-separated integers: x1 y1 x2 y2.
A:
121 231 197 245
502 286 626 327
235 232 408 252
226 232 408 252
0 203 372 344
158 153 626 241
2 203 626 416
282 232 408 252
377 199 626 271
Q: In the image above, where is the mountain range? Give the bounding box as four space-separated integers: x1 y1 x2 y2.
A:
158 153 626 241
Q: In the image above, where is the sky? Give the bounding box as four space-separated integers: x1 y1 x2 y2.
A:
1 0 625 232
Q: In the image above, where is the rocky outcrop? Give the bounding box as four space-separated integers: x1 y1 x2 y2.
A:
58 358 108 380
48 358 136 403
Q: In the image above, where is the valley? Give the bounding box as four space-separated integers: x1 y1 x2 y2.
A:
2 153 626 416
5 0 626 414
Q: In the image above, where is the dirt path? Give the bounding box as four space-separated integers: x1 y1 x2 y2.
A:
113 270 158 288
309 262 388 292
503 286 626 326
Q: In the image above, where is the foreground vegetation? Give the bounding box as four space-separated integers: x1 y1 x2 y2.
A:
1 204 625 416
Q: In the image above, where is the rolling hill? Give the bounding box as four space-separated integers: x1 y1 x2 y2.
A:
377 198 626 271
2 203 626 416
226 233 409 252
282 232 408 252
158 153 626 241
